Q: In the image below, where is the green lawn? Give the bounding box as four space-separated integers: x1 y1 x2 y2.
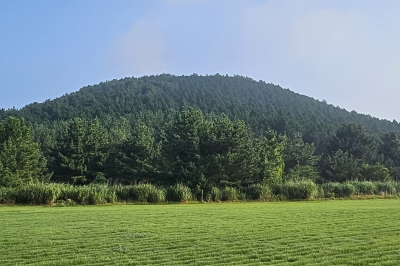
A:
1 200 400 265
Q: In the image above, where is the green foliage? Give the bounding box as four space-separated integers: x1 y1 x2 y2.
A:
284 132 320 181
0 181 398 205
165 184 192 203
2 75 400 190
246 184 271 200
58 184 116 205
108 122 160 184
379 132 400 181
327 123 379 162
373 181 397 195
207 187 222 202
0 117 50 187
256 130 286 185
351 181 376 195
360 164 392 182
114 184 164 203
285 164 319 182
273 180 318 200
322 150 361 182
321 183 356 198
220 187 239 201
55 118 108 184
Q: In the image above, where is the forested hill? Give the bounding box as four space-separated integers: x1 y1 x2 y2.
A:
2 74 400 186
1 74 399 139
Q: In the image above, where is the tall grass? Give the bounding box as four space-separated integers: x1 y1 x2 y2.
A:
113 184 165 203
220 187 239 201
165 184 192 203
58 184 116 205
273 180 318 200
0 180 398 205
351 181 376 195
321 183 357 198
373 181 397 195
4 183 61 205
207 187 222 202
246 184 271 201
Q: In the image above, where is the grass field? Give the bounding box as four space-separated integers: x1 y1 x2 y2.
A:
1 200 400 265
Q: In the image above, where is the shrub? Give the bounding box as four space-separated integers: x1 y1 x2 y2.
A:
246 184 270 201
373 181 397 195
9 183 61 205
114 185 135 202
88 185 116 204
146 186 165 204
273 180 318 200
351 181 376 195
113 184 162 203
0 187 8 203
340 183 356 197
58 185 90 204
208 187 221 202
165 184 192 203
320 183 336 198
221 187 239 201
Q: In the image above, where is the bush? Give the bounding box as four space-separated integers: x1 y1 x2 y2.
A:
321 183 356 198
165 184 192 203
338 183 357 198
273 180 318 200
114 184 165 203
113 185 134 202
246 184 270 201
87 185 116 204
207 187 221 202
8 183 61 205
351 181 376 195
320 183 336 198
221 187 239 201
58 185 91 204
58 184 116 205
0 187 8 203
146 186 165 204
373 181 397 195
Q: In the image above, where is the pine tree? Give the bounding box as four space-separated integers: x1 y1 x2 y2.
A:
0 117 50 187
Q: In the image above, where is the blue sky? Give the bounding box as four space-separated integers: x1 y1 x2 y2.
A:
1 0 400 121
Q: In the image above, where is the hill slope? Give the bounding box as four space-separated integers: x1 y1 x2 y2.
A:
1 74 400 185
1 74 399 139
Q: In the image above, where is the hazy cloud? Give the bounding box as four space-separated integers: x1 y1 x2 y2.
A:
116 18 170 76
290 9 366 64
113 0 400 120
166 0 206 7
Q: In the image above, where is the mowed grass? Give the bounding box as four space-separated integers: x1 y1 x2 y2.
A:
1 200 400 266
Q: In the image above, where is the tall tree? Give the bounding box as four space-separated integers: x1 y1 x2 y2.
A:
107 122 160 184
0 117 50 187
379 132 400 181
283 132 320 181
327 123 379 163
163 108 203 186
253 130 286 185
56 118 108 184
321 149 361 182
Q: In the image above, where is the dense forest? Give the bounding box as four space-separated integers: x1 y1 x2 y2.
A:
1 74 400 196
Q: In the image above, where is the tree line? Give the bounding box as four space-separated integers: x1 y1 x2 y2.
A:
1 107 399 191
1 74 400 155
